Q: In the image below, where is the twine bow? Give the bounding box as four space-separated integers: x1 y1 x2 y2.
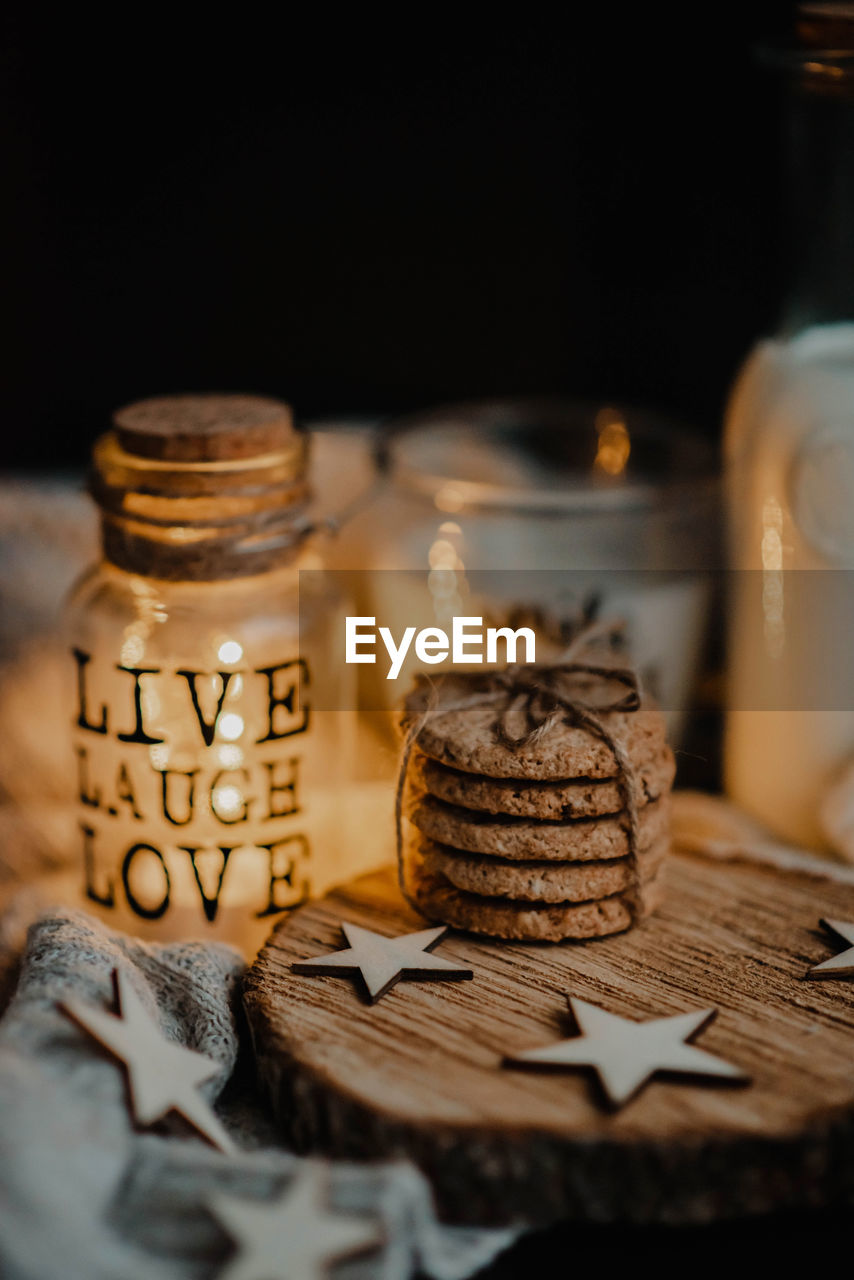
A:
396 627 645 922
485 660 640 749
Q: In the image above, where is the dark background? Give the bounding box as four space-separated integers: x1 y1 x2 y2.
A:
2 6 790 468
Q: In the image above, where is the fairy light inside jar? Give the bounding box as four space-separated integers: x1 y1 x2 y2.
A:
594 408 631 477
63 393 353 954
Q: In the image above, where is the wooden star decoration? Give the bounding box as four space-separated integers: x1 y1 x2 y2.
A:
291 922 473 1003
209 1163 382 1280
505 996 749 1108
808 918 854 977
60 967 235 1153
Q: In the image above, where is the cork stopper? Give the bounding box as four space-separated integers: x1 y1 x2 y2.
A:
91 392 311 580
113 393 297 462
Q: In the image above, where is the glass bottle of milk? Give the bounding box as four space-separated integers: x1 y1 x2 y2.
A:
726 35 854 848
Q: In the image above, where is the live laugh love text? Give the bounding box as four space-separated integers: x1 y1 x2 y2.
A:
71 648 311 926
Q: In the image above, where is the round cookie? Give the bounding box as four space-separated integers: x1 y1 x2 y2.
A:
415 834 668 902
412 746 676 820
405 854 663 941
408 792 671 861
402 680 666 781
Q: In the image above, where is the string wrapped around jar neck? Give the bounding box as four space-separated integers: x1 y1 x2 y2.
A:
90 394 313 581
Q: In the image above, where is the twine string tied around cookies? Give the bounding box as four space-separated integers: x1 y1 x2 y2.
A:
395 633 645 920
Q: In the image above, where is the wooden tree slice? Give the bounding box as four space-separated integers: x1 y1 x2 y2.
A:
243 853 854 1226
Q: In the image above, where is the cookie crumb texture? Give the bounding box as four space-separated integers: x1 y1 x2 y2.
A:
403 685 667 781
412 748 675 819
408 793 671 860
401 683 673 939
416 833 668 903
404 849 663 941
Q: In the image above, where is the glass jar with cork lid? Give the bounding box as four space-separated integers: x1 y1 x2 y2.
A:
63 394 354 954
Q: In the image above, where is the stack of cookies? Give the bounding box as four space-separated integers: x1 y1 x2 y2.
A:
400 675 675 941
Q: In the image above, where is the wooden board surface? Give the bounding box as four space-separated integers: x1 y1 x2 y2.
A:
244 853 854 1225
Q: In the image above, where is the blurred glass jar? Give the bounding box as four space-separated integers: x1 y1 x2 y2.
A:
343 398 719 741
63 395 354 954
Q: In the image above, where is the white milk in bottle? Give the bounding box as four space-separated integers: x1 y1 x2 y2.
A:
725 21 854 848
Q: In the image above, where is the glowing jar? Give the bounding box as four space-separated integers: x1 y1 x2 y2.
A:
64 394 352 954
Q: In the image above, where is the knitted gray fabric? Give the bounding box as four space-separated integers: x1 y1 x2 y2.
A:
0 901 519 1280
